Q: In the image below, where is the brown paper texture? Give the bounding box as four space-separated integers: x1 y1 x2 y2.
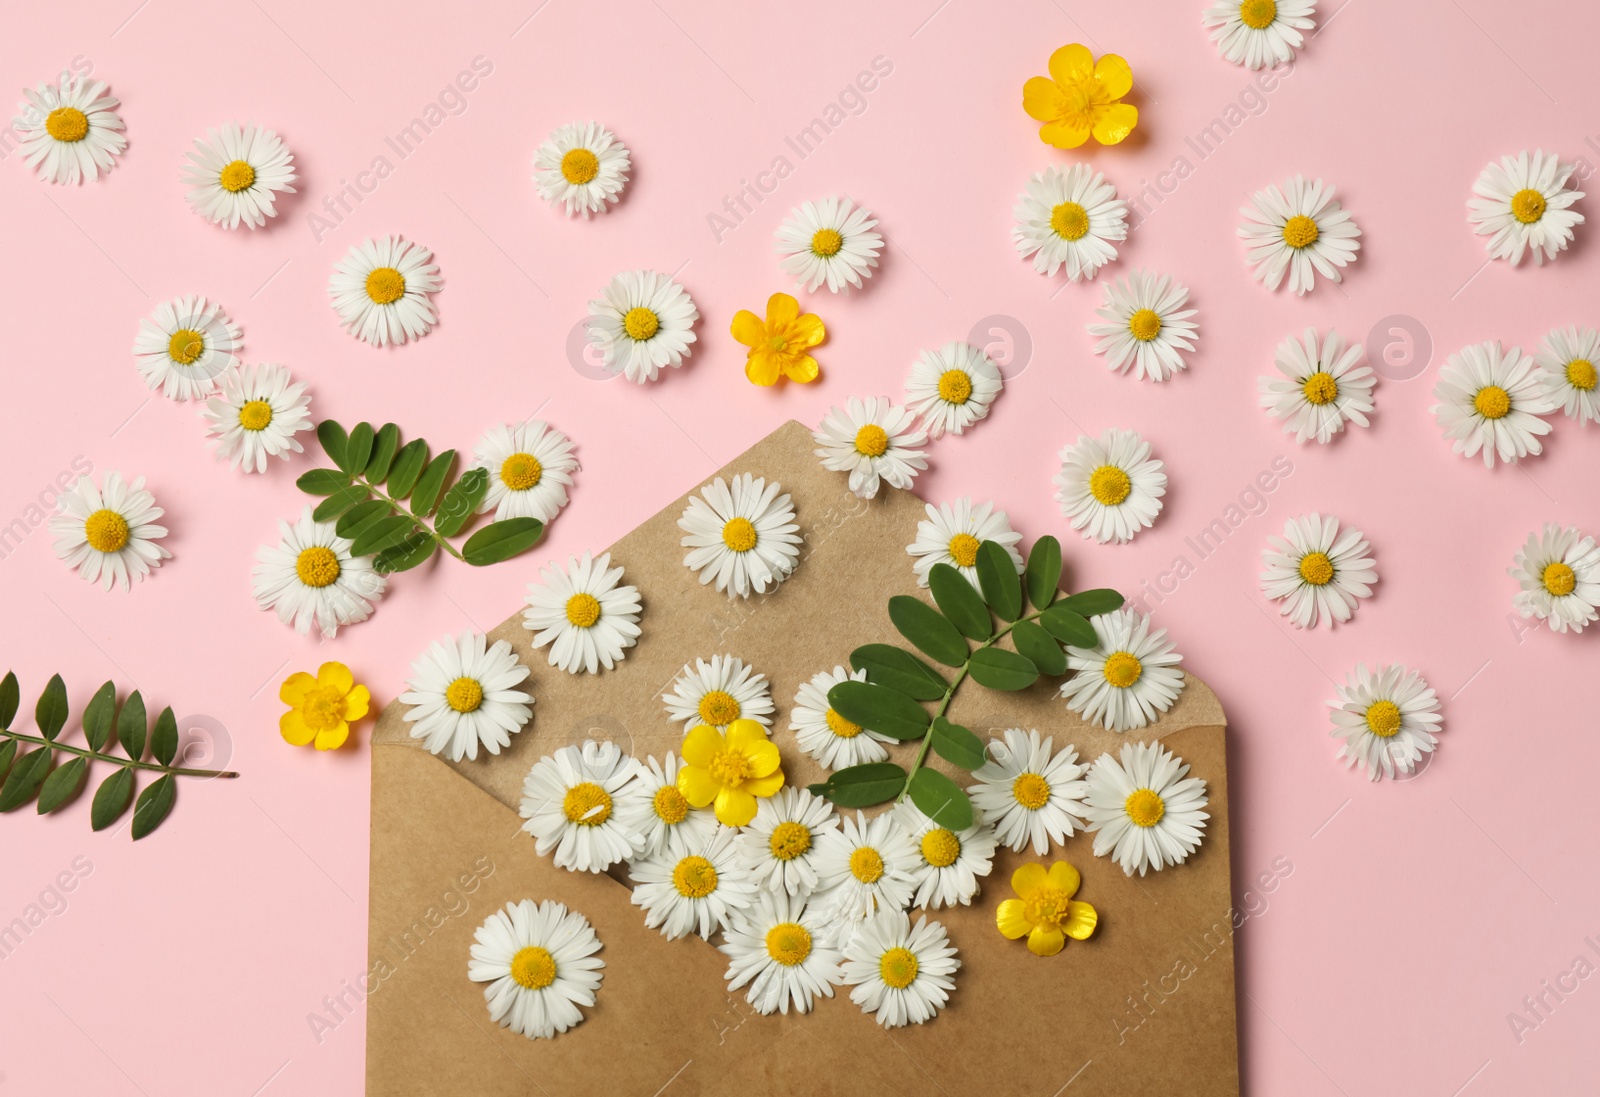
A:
366 419 1240 1096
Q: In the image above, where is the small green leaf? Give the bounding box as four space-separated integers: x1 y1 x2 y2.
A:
0 748 53 811
887 595 969 667
151 708 178 767
461 517 544 566
929 717 988 770
433 466 489 538
316 420 349 470
848 645 947 702
91 768 135 831
344 422 375 475
812 762 908 807
37 756 88 814
296 468 352 496
35 674 68 740
1012 619 1068 676
967 647 1040 691
386 439 430 499
117 690 147 761
1041 604 1098 648
373 532 439 575
351 514 421 558
411 450 457 518
928 563 992 642
0 739 16 781
334 498 390 539
365 423 401 483
0 671 18 728
1025 536 1063 610
1059 589 1125 618
907 769 974 830
826 680 931 741
131 774 177 840
313 483 371 523
83 680 117 752
976 541 1022 622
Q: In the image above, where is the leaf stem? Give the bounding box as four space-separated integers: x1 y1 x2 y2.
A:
0 729 240 779
357 477 466 562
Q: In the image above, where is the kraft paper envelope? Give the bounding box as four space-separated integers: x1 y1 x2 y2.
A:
366 420 1240 1096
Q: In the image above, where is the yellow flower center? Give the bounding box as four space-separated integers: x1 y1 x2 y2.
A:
83 509 130 553
45 106 89 142
709 747 753 785
721 517 757 553
1302 371 1339 405
1473 385 1511 419
365 267 406 305
652 784 689 825
1566 359 1598 391
920 828 961 868
1102 651 1143 689
879 946 920 989
1012 773 1052 810
1510 188 1547 224
1543 561 1577 597
623 306 659 341
1281 214 1320 249
167 329 206 365
565 592 601 628
937 369 973 404
811 228 844 257
765 922 812 966
444 676 484 713
1022 885 1072 926
1240 0 1277 28
1298 551 1335 586
1365 700 1402 738
238 400 273 431
1128 309 1163 342
824 708 862 738
294 545 341 588
947 532 981 569
698 690 741 726
219 160 256 192
562 781 613 825
510 946 557 990
769 821 813 861
560 147 599 185
1050 201 1090 241
1125 788 1166 827
1089 465 1132 506
672 855 719 898
299 685 349 732
854 424 889 457
849 846 885 883
499 452 543 491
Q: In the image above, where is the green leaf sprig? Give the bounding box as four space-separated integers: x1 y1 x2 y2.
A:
807 537 1124 830
0 673 238 839
298 420 547 575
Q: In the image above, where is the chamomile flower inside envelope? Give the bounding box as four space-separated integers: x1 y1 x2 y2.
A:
366 420 1240 1096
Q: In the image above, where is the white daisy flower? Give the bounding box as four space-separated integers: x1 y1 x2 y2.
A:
1468 150 1585 266
719 892 842 1016
906 497 1024 590
892 801 996 909
841 910 960 1028
1053 428 1167 544
1011 163 1128 281
200 363 312 473
1509 523 1600 635
1084 740 1210 876
468 899 603 1041
1239 176 1361 295
812 811 919 937
969 728 1087 855
180 122 297 230
251 505 384 638
1259 327 1375 444
327 235 440 347
1203 0 1316 69
629 826 757 940
49 472 169 592
585 270 699 384
617 753 719 862
12 69 126 185
1259 513 1378 629
1535 325 1600 425
131 295 243 401
520 740 647 872
1431 341 1554 468
400 631 533 762
662 654 773 731
533 121 630 218
774 196 883 293
472 420 579 524
1328 663 1442 781
739 788 840 899
1087 270 1199 382
522 552 640 675
677 473 801 598
812 397 928 500
791 666 896 770
1061 607 1186 733
904 342 1003 439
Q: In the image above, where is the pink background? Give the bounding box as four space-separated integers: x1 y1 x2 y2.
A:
3 0 1597 1092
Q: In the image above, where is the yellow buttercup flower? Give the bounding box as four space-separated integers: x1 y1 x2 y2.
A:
1023 44 1138 149
996 861 1098 956
677 718 785 826
731 292 825 386
279 661 371 751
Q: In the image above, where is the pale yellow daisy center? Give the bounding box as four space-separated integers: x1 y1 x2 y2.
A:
652 784 689 824
1566 359 1597 391
84 509 130 553
849 846 885 883
1543 561 1576 597
765 922 812 966
168 329 206 365
565 592 601 628
1302 371 1339 405
722 517 758 553
1124 788 1166 827
672 855 719 898
920 828 961 868
623 306 659 341
560 147 599 185
1240 0 1277 29
45 107 88 142
500 452 543 491
854 424 889 457
1365 700 1402 738
1281 215 1320 249
937 369 973 404
294 545 341 588
238 400 273 431
947 532 981 568
811 228 844 257
769 821 813 861
510 946 556 989
879 946 920 989
365 267 406 305
562 781 613 826
445 677 484 713
1089 465 1132 506
1298 551 1335 586
1050 201 1089 241
219 160 256 192
824 708 862 738
698 690 742 726
1012 772 1051 810
1473 385 1511 419
1103 651 1143 689
1510 188 1547 224
1128 308 1163 342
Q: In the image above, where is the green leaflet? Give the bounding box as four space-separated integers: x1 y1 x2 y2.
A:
36 756 87 814
967 647 1039 691
462 518 545 566
928 563 992 641
848 645 947 702
365 423 401 483
1041 604 1098 648
1058 589 1125 617
117 690 147 761
0 671 18 728
976 542 1022 622
35 674 68 740
887 595 969 667
83 681 117 752
90 768 134 831
1011 619 1067 676
0 749 53 812
827 681 931 741
131 775 176 840
809 763 908 807
907 769 973 830
929 717 987 770
1024 536 1062 610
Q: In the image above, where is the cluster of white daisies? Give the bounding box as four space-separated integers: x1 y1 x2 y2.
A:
1430 330 1597 469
